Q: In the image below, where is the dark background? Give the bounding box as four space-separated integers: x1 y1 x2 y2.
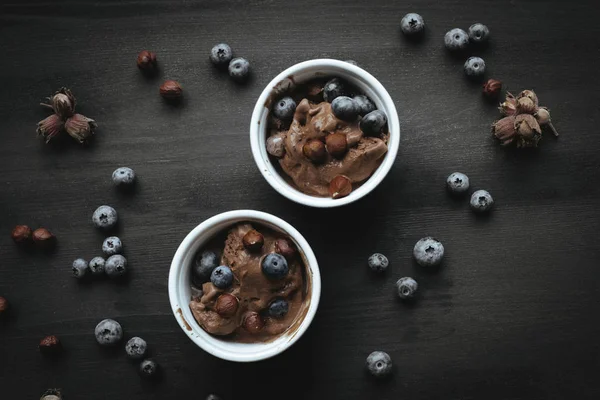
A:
1 0 600 399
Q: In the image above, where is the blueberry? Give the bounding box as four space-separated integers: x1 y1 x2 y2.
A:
446 172 470 195
261 253 288 280
413 237 444 267
193 250 219 284
367 253 389 273
273 96 297 120
95 319 123 346
228 57 250 82
444 28 469 51
105 254 127 278
344 60 359 66
366 351 392 378
88 257 106 276
206 395 222 400
468 23 490 44
353 95 376 116
72 258 88 279
112 167 136 186
400 13 425 36
331 96 359 121
125 336 147 359
102 236 123 256
396 277 418 299
470 189 494 213
464 57 486 78
268 299 289 318
210 265 233 289
210 43 233 67
323 78 344 103
92 205 118 230
139 359 160 379
360 110 387 136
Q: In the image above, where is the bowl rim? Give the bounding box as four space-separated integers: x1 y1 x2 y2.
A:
168 209 321 362
250 58 400 208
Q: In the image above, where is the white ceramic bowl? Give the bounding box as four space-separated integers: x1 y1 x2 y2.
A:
250 59 400 208
168 210 321 362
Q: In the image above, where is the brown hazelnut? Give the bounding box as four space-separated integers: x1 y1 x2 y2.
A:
483 79 502 98
242 229 264 252
0 296 9 316
329 175 352 199
306 83 324 102
159 80 183 100
325 133 348 158
39 335 62 355
215 293 239 317
302 139 326 163
242 311 264 334
137 50 157 70
275 238 296 260
32 228 56 249
11 225 32 244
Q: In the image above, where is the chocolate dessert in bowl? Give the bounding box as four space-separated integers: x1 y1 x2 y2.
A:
250 59 400 208
168 210 320 362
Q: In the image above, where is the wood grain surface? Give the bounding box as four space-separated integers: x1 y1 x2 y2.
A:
1 0 600 399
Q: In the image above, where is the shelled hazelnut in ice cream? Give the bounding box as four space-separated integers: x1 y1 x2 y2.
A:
266 77 389 198
189 223 309 343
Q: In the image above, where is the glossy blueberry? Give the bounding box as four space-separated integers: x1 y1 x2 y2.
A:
353 95 376 116
464 57 486 78
323 78 344 103
112 167 136 186
360 110 387 136
105 255 127 278
413 237 445 267
211 265 233 289
268 299 289 318
400 13 425 35
261 253 289 280
367 253 389 272
273 96 297 120
209 43 233 67
139 359 160 379
228 57 250 82
444 28 469 51
88 257 106 276
470 189 494 213
72 258 88 279
102 236 123 256
95 319 123 346
366 351 393 378
331 96 358 121
446 172 470 195
468 23 490 44
92 205 118 230
396 277 418 299
193 250 219 284
125 336 148 359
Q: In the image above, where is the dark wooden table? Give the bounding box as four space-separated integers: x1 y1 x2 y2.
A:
2 0 600 399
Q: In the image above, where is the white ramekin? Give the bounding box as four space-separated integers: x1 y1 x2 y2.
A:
168 210 321 362
250 59 400 208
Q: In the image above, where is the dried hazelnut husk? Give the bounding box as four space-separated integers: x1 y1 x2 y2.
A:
491 116 517 146
11 225 32 244
242 311 264 333
32 228 56 249
516 97 537 115
303 139 327 163
40 389 62 400
215 294 238 318
65 113 97 144
242 229 264 252
329 175 352 199
498 92 517 116
137 50 157 70
534 107 559 136
517 89 538 106
325 133 348 159
0 296 9 316
514 114 541 139
160 80 183 100
275 238 296 260
40 87 76 119
37 114 65 143
39 335 62 355
483 79 502 98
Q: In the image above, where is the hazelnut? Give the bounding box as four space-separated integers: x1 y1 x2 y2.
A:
32 228 56 249
482 79 502 98
0 296 9 316
325 133 348 158
329 175 352 199
11 225 32 244
275 238 296 260
242 229 264 252
159 80 183 100
40 389 62 400
136 50 157 70
242 311 264 334
39 335 62 355
215 293 239 318
302 139 326 163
